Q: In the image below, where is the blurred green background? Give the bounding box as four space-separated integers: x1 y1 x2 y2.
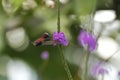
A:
0 0 120 80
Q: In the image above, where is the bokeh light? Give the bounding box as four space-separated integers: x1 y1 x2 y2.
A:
94 10 116 23
97 37 119 60
41 51 49 60
7 60 38 80
6 27 29 51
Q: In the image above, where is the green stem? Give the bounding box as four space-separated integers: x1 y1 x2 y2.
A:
57 0 60 32
84 50 90 80
58 46 73 80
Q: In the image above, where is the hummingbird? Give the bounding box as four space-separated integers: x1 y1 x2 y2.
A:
32 32 53 46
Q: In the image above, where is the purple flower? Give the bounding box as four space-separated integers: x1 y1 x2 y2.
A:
78 30 97 52
98 68 107 74
92 63 108 75
53 32 68 46
41 51 49 60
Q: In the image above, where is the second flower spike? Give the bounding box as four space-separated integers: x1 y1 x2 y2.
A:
78 30 97 52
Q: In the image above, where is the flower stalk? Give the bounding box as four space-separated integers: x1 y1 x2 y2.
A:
78 30 97 80
57 0 73 80
84 49 90 80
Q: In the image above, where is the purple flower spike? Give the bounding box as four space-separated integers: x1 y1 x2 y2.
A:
78 30 97 52
53 32 68 46
41 51 49 60
118 71 120 76
92 63 108 75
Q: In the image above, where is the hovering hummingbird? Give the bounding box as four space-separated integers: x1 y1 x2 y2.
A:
32 32 54 46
